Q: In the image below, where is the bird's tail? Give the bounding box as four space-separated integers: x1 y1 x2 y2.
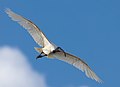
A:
34 47 43 53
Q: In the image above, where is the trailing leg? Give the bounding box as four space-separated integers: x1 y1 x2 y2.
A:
36 54 47 59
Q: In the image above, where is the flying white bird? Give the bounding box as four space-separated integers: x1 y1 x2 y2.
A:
5 9 102 83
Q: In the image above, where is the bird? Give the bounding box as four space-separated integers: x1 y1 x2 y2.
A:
5 8 102 83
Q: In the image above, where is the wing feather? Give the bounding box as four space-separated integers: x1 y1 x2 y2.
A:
5 8 51 47
53 51 102 83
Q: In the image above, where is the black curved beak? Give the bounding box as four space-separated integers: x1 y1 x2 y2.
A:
56 47 66 57
60 48 66 57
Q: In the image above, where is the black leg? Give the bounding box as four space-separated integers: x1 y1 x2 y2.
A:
40 51 44 55
36 51 45 59
36 54 43 59
36 54 47 59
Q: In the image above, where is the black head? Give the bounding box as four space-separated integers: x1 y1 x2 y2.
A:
52 47 60 53
52 47 66 57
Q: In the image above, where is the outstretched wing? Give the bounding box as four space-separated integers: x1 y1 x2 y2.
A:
5 8 51 47
53 51 102 83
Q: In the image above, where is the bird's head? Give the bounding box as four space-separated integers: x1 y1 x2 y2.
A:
52 47 66 57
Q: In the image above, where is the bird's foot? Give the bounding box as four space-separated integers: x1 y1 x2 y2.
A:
36 54 43 59
36 54 47 59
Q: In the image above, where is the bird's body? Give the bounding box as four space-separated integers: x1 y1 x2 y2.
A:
42 44 55 54
5 8 102 83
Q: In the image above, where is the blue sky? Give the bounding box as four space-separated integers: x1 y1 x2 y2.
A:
0 0 120 87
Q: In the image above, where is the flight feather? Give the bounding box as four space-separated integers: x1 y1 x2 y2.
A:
52 51 102 83
5 8 51 47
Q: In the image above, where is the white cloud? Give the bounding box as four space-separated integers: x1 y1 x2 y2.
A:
0 46 48 87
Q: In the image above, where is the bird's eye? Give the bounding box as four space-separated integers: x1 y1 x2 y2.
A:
52 50 56 53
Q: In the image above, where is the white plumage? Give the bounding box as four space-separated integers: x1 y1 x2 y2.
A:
5 8 102 83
